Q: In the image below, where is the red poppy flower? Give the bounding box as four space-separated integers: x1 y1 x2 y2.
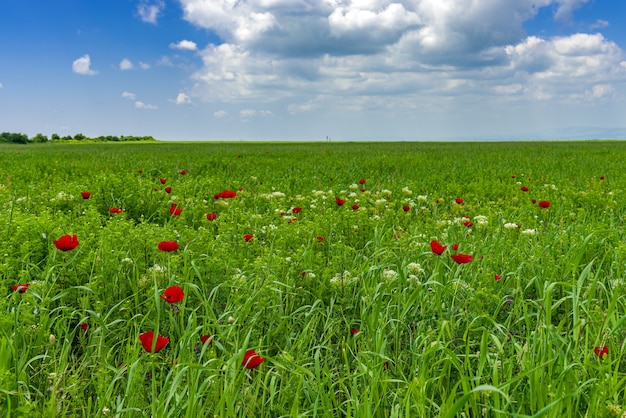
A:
139 331 169 353
494 274 502 281
164 187 172 193
451 254 473 264
244 234 254 242
169 204 182 216
316 236 324 242
351 328 359 336
158 241 179 252
520 186 529 192
179 169 187 175
600 176 605 180
80 191 91 199
160 178 167 184
335 198 346 206
531 199 537 204
292 207 302 214
402 205 410 212
351 205 360 210
109 207 123 214
594 346 608 359
54 234 79 251
11 283 30 293
206 213 217 221
455 198 464 204
242 349 265 369
463 221 474 227
359 179 366 185
511 175 516 179
214 190 237 199
452 243 459 251
538 200 550 208
201 335 213 345
138 170 143 174
79 323 89 331
160 285 185 303
430 240 447 255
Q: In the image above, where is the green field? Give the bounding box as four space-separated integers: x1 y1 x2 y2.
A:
2 141 626 417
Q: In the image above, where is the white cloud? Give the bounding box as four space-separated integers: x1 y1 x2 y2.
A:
554 0 590 22
72 54 98 76
175 92 192 104
0 82 3 89
137 1 165 24
120 58 133 70
178 0 626 134
123 91 157 108
139 61 151 70
170 40 198 50
135 101 158 110
213 110 229 118
240 109 274 118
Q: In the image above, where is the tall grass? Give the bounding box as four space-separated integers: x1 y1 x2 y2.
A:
1 141 626 417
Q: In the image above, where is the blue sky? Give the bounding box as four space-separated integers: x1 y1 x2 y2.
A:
1 0 625 141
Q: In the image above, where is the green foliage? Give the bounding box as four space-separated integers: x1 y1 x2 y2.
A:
1 141 626 417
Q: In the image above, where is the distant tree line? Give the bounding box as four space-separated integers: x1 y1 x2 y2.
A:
0 132 156 144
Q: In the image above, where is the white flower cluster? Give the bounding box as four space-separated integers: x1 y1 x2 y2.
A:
521 229 537 235
503 222 518 229
261 191 286 199
231 268 247 282
382 269 398 281
407 262 425 275
51 191 75 201
330 270 359 286
148 264 166 273
473 215 488 226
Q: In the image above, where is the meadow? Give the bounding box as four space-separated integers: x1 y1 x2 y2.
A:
1 140 626 417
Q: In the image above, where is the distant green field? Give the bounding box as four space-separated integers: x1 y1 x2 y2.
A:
2 141 626 417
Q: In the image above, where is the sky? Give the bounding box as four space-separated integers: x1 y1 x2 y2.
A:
1 0 625 141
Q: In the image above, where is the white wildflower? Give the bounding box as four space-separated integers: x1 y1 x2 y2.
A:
402 187 413 195
383 269 398 281
417 195 428 202
473 215 488 226
521 228 537 235
503 222 518 229
407 262 425 275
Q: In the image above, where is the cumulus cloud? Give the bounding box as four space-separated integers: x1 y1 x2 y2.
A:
122 91 157 109
135 101 158 109
139 61 151 70
170 40 198 50
120 58 133 70
175 92 192 104
137 0 165 24
179 0 626 113
72 54 98 75
213 110 229 118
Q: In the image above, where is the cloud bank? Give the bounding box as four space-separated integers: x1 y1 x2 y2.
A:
177 0 626 117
